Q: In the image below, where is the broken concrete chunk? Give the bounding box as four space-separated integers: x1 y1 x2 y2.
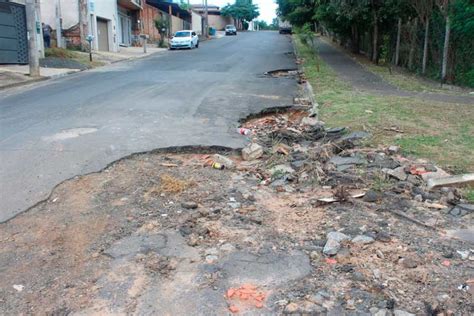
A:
387 145 400 154
427 173 474 190
383 167 407 181
352 235 375 244
394 310 416 316
329 155 367 167
323 232 351 255
327 232 351 242
341 131 371 142
421 166 450 181
301 116 320 127
241 143 263 161
212 154 235 169
449 204 474 217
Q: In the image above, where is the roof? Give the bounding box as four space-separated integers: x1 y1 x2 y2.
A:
146 0 192 19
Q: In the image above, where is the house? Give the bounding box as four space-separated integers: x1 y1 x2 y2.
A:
36 0 193 52
190 4 234 31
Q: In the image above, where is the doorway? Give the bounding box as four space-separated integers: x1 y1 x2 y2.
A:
97 18 109 51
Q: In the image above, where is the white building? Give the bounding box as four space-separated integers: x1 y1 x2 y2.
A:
40 0 119 52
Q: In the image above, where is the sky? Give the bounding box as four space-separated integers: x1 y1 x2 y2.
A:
191 0 278 24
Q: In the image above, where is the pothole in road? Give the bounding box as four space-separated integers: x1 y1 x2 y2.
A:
263 68 299 78
42 127 98 142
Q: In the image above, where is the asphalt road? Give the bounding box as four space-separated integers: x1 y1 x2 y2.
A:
0 32 297 222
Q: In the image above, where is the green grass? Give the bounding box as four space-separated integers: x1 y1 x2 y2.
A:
463 187 474 203
295 35 474 173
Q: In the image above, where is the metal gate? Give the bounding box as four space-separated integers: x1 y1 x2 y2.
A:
0 2 28 64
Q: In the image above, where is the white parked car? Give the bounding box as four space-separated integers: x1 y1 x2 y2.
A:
169 30 199 50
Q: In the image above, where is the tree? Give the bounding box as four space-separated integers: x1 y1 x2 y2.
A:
413 0 434 75
221 0 260 29
436 0 452 82
154 17 168 48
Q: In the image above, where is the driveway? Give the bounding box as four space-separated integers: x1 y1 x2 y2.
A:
0 32 297 222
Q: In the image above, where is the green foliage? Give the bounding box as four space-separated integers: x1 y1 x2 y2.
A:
221 0 259 23
178 0 191 10
278 0 474 87
154 17 168 48
256 20 277 30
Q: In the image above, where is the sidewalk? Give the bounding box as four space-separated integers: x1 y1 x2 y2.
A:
0 46 166 90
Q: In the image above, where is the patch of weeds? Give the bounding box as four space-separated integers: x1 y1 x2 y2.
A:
45 47 78 59
462 187 474 203
370 172 394 192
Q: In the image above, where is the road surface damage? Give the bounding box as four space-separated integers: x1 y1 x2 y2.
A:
1 67 473 314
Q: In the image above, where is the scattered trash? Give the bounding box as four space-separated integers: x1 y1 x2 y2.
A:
13 285 24 292
212 162 225 170
226 284 266 312
212 154 235 169
237 128 252 136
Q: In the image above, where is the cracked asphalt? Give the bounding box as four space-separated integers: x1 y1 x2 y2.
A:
0 31 297 222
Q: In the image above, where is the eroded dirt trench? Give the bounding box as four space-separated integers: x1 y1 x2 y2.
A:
1 105 473 315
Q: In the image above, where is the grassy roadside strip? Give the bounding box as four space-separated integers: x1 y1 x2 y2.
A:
317 36 471 95
294 35 474 175
45 48 105 68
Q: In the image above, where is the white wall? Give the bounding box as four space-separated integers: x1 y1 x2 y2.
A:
40 0 79 30
191 11 202 35
89 0 118 52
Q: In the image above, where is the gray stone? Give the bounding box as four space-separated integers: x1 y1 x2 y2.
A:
363 190 380 203
341 131 371 141
387 145 400 154
181 201 198 209
394 310 415 316
323 238 341 256
449 204 474 217
242 143 264 161
301 116 321 127
212 154 235 169
290 160 306 170
323 232 351 255
329 155 367 171
383 166 407 181
369 154 401 169
327 231 351 242
352 235 375 244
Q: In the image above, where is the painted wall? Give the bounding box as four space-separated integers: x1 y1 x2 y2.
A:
191 11 202 35
208 15 233 31
89 0 118 52
40 0 79 30
170 14 184 35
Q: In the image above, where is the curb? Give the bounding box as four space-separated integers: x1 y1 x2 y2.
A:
0 50 164 92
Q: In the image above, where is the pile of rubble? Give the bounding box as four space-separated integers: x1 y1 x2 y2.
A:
1 106 473 315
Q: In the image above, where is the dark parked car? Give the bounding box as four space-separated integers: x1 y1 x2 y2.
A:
225 25 237 36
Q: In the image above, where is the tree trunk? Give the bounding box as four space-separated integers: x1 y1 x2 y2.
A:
422 18 429 75
408 17 417 70
351 24 359 53
372 10 378 63
441 15 450 82
395 18 402 66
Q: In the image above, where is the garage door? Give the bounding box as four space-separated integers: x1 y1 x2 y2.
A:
0 2 28 64
97 18 109 51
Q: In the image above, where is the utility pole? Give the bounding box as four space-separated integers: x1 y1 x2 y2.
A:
26 0 40 77
55 0 62 48
78 0 89 51
35 0 45 58
204 0 208 38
